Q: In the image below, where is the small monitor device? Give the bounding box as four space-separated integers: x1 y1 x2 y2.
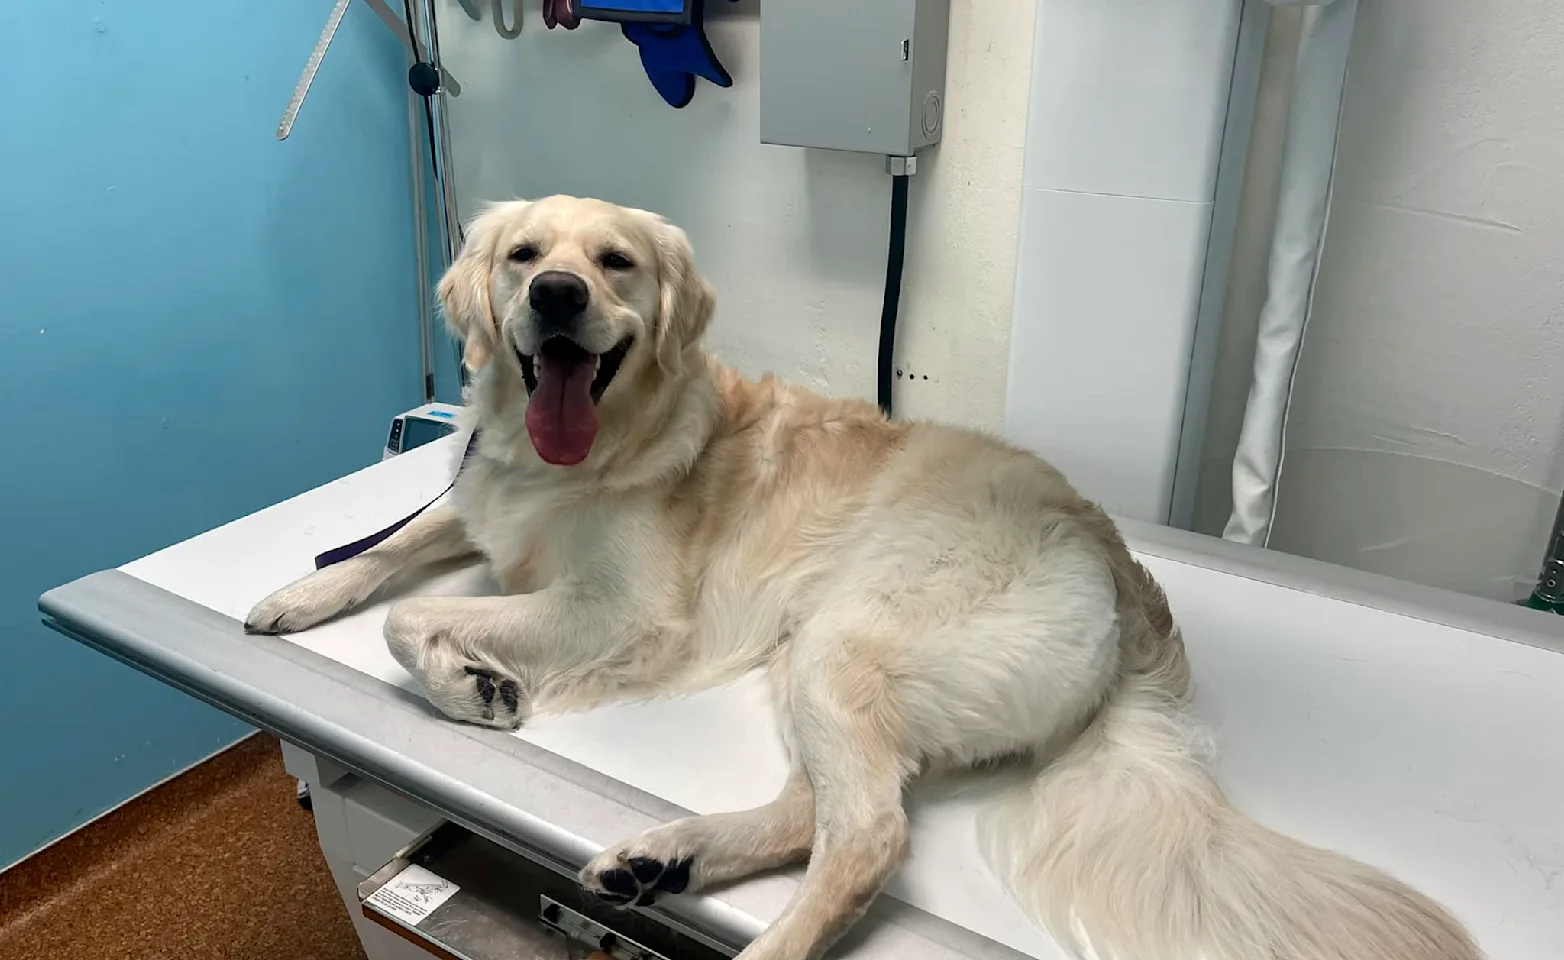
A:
384 402 462 460
576 0 692 25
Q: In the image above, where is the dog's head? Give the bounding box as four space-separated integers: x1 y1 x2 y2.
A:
438 196 714 466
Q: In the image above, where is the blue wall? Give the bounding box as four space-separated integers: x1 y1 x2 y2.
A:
0 1 424 867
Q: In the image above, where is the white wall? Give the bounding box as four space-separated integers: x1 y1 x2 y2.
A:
1006 0 1248 524
1201 0 1564 601
433 0 1036 432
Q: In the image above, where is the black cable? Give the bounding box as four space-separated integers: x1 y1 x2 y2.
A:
877 173 911 418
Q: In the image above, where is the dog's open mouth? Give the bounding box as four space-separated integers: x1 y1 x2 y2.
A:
516 336 632 467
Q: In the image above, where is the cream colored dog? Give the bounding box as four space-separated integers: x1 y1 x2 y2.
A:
246 196 1480 960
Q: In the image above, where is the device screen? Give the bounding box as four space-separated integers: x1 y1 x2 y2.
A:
402 417 457 452
575 0 691 24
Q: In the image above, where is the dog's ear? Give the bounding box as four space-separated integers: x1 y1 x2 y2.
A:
438 202 526 371
648 215 715 374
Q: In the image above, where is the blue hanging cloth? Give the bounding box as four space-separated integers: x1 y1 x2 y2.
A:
556 0 738 109
552 0 739 109
619 0 735 109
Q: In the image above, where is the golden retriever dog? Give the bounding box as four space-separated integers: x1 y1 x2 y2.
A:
246 196 1479 960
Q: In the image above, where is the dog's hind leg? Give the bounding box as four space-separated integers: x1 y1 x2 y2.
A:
729 637 915 960
581 768 815 906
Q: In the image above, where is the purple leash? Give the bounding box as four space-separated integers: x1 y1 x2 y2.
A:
313 430 481 570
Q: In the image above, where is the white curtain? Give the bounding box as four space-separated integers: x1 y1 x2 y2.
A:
1223 0 1359 546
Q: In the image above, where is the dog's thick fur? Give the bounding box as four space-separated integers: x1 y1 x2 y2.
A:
247 197 1480 960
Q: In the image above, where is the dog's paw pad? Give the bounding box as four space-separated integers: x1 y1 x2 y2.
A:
651 857 693 894
600 868 638 896
585 856 693 907
460 666 524 728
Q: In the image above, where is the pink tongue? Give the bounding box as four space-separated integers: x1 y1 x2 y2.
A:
525 352 598 465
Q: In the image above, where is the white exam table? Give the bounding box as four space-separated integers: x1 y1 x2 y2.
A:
40 434 1564 960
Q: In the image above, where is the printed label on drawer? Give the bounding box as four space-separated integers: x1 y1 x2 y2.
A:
365 864 460 926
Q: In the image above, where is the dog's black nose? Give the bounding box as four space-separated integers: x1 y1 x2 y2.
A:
529 271 589 325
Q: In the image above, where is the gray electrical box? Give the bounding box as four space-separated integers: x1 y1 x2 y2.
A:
759 0 950 158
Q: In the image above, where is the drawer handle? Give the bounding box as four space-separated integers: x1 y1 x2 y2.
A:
538 895 671 960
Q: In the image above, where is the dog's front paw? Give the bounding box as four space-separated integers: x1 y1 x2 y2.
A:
244 563 374 634
582 840 695 907
385 599 529 729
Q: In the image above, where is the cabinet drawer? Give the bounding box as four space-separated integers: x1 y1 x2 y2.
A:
358 822 737 960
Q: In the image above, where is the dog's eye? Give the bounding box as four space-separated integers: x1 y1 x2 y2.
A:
599 251 635 271
508 244 538 263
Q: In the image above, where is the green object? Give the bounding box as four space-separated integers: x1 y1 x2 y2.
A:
1524 591 1564 615
1522 493 1564 614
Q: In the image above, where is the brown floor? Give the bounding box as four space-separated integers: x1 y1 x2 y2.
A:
0 734 367 960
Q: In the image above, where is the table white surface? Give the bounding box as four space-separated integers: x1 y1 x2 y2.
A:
121 436 1564 960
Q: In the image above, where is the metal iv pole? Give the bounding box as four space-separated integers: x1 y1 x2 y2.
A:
276 0 472 402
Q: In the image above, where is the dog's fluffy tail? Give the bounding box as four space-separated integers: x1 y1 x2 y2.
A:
979 673 1481 960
